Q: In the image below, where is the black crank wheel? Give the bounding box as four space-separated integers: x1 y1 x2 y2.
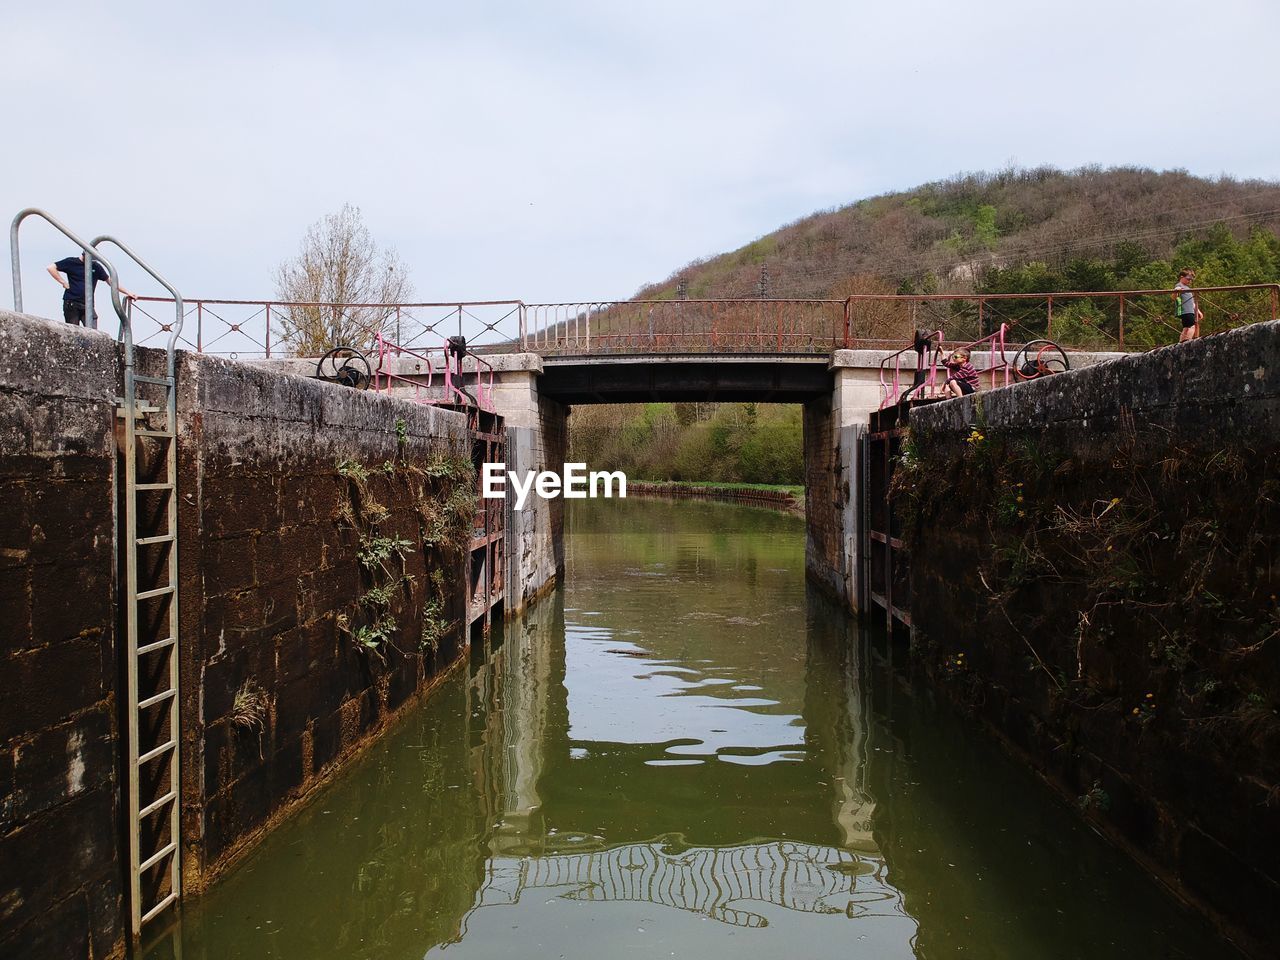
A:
316 346 372 390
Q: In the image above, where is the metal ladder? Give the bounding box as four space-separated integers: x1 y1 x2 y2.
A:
94 234 186 937
10 210 186 939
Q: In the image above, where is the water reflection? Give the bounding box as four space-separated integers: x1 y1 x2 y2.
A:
156 499 1240 960
469 839 896 928
451 502 911 953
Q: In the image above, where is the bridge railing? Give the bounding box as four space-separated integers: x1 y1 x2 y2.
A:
521 299 853 355
123 284 1279 359
124 297 524 359
522 285 1279 355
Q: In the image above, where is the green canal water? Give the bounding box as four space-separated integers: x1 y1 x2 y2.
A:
155 499 1240 959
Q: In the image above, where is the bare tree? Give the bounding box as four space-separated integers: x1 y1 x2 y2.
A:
829 274 912 342
273 204 413 355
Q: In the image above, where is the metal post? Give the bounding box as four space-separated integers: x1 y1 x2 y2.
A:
1118 295 1125 350
977 298 984 339
9 218 23 312
1046 295 1053 338
843 298 851 347
883 437 893 633
85 247 97 331
265 303 272 358
1271 285 1278 323
196 302 203 352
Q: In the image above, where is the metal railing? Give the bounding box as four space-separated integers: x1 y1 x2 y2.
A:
10 207 131 334
126 297 524 359
848 284 1280 353
371 332 496 411
880 325 1015 410
521 299 852 355
119 284 1280 361
879 330 943 409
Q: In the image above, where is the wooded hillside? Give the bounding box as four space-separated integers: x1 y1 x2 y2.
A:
635 166 1280 302
571 166 1280 487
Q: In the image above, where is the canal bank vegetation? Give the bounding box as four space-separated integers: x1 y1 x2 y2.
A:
569 402 803 485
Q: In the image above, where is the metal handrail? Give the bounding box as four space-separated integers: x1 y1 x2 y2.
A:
469 352 496 411
879 325 1020 409
373 331 435 400
10 208 131 339
91 234 185 373
971 323 1011 391
373 333 494 412
879 330 943 408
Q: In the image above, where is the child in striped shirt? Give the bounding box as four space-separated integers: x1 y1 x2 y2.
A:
944 348 981 398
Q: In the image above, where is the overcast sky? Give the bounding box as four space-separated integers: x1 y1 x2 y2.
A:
4 0 1278 323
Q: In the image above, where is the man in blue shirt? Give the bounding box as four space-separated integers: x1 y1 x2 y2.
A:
46 253 135 326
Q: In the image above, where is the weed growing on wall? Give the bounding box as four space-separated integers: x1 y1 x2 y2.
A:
332 431 474 662
230 680 269 759
419 572 449 659
230 680 268 733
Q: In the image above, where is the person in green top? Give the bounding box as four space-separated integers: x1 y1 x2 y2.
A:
1174 268 1203 343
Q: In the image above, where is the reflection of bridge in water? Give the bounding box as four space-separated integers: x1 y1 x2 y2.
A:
453 583 911 942
469 838 903 929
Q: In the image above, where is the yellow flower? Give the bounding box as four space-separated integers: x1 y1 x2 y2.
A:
1016 496 1024 503
1145 693 1154 699
1131 708 1140 715
1106 545 1113 552
1018 510 1026 518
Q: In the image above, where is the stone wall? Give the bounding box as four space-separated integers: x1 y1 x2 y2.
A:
0 310 477 954
902 321 1280 957
0 313 126 959
803 393 842 599
172 350 472 888
803 359 866 610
